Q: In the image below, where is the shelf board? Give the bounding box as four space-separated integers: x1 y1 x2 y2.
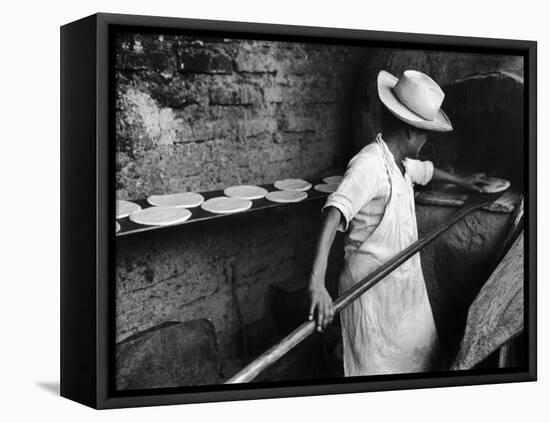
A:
116 176 520 237
116 178 331 237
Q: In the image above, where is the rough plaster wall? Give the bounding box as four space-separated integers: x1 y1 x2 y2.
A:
417 206 512 363
115 33 367 200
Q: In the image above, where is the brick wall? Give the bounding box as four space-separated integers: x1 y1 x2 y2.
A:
114 32 367 377
115 37 523 199
115 33 367 200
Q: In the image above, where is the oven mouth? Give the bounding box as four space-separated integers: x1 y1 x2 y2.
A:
422 72 524 191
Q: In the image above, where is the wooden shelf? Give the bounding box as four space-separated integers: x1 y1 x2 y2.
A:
116 177 521 237
116 178 331 237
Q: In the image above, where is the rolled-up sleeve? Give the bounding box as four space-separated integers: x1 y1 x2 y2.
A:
322 154 379 232
403 158 434 186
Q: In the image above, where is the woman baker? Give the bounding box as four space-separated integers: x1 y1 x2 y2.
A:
308 70 486 375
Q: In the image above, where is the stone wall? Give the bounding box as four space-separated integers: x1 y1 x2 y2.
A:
115 32 367 200
113 32 368 384
115 38 524 202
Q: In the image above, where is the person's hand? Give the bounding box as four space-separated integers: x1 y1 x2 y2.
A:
308 279 334 332
463 172 487 193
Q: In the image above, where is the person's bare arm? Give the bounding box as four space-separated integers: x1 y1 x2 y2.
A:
432 168 485 193
308 206 341 332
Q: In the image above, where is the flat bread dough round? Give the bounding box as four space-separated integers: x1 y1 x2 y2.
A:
147 192 204 208
314 183 339 193
115 221 121 233
201 196 252 214
266 190 308 203
116 200 141 219
322 175 344 185
223 185 267 200
274 178 312 192
476 177 511 193
129 206 192 226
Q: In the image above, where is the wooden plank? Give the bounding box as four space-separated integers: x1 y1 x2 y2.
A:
117 182 520 237
416 187 519 213
451 231 524 370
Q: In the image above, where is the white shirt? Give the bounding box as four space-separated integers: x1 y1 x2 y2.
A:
323 136 434 250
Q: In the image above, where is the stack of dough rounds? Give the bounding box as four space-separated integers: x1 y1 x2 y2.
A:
116 200 141 219
322 175 344 185
129 206 192 226
266 190 307 203
147 192 204 208
477 177 511 193
274 178 311 192
223 185 267 200
314 183 339 193
201 196 252 214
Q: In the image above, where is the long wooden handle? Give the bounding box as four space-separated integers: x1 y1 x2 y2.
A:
225 192 502 384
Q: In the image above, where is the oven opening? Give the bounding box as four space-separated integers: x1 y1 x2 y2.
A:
425 73 524 188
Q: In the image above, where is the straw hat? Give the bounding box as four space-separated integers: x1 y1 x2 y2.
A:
377 70 453 132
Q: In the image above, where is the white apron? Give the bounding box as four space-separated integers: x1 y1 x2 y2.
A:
339 136 441 375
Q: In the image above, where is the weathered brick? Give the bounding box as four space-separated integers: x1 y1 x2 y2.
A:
115 34 362 198
208 84 263 105
235 118 278 138
176 49 234 74
117 51 174 72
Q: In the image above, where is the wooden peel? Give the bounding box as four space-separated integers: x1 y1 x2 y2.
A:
225 191 506 384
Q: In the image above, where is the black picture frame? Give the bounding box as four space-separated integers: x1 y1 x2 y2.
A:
60 12 537 409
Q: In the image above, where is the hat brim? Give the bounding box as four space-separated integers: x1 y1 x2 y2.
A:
377 70 453 132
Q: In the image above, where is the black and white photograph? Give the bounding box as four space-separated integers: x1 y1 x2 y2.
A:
113 27 528 391
4 0 550 418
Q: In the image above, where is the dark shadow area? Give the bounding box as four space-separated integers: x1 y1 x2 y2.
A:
426 73 524 188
